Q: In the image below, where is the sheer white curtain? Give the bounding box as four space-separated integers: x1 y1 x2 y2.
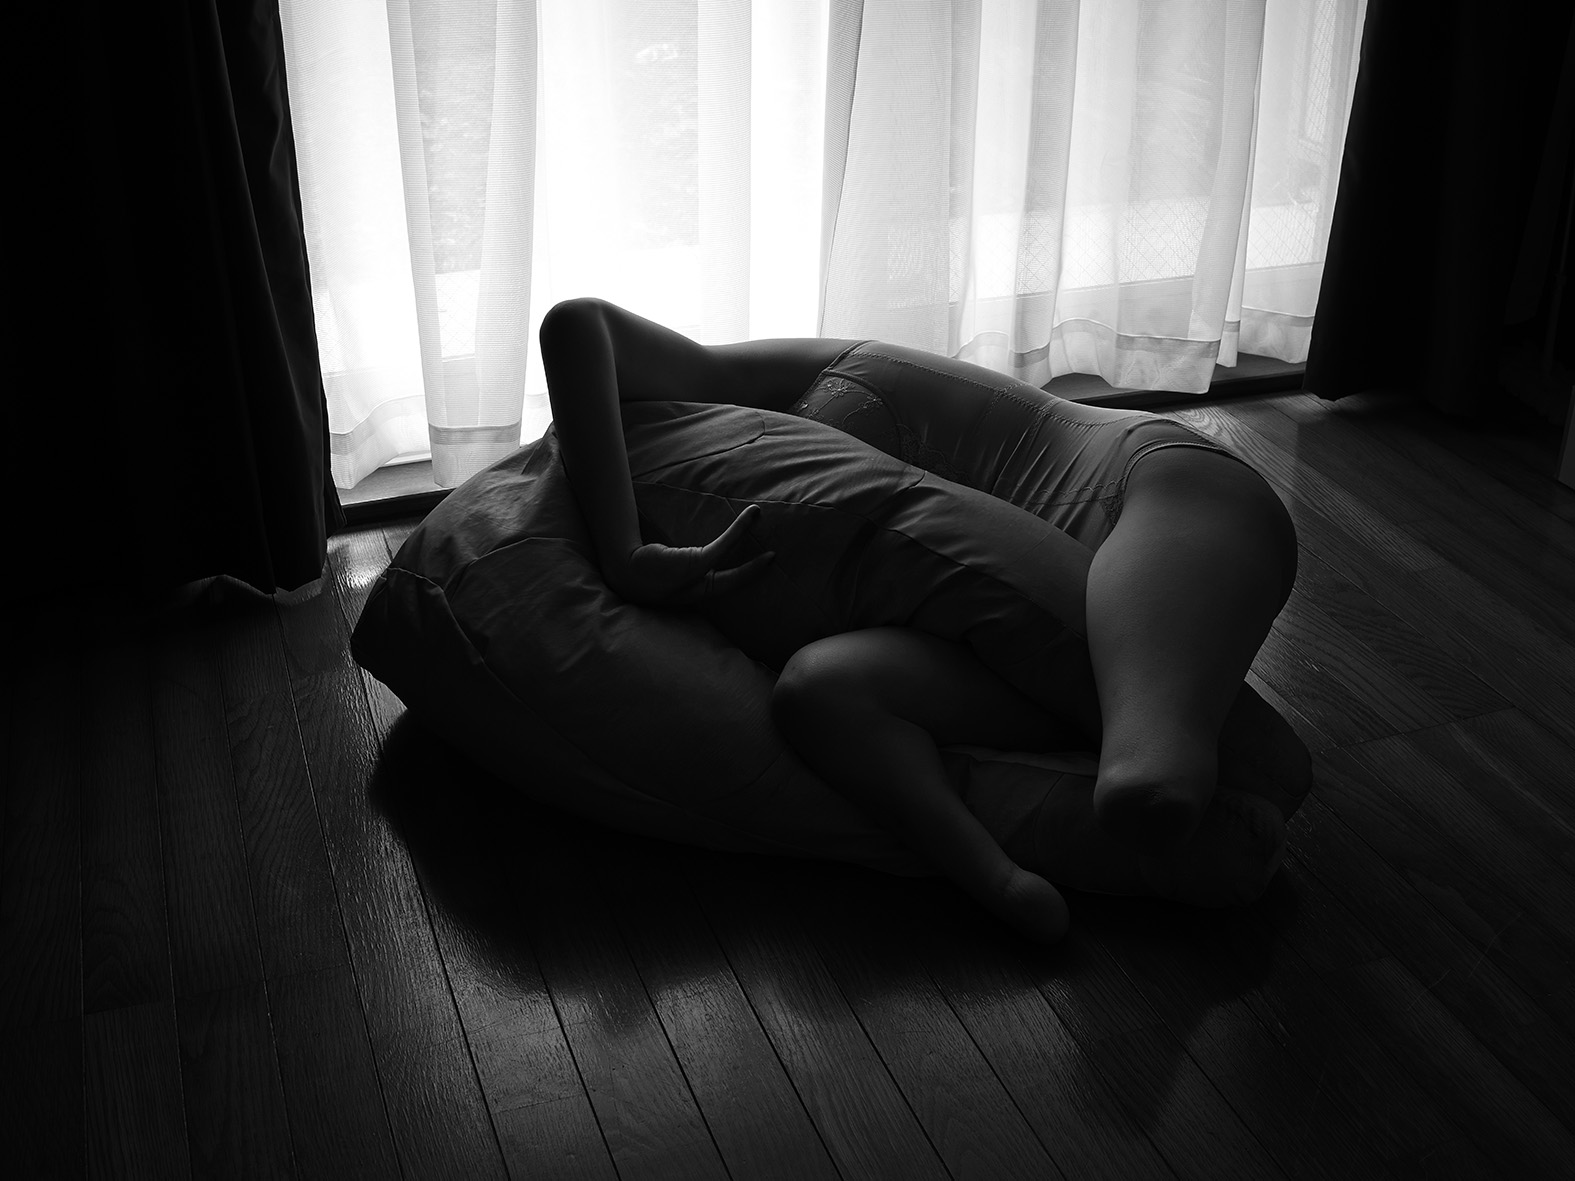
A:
823 0 1366 388
280 0 1364 490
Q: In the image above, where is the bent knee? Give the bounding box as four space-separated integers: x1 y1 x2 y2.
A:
773 629 916 731
773 636 862 731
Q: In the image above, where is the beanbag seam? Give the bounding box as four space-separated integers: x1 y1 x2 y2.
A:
626 406 768 481
629 474 1084 638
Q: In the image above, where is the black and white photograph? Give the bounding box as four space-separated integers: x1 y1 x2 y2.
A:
5 0 1574 1177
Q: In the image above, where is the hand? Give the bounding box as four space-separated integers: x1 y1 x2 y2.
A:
606 503 775 606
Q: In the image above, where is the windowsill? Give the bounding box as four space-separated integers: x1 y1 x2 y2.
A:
338 354 1305 527
1045 352 1305 407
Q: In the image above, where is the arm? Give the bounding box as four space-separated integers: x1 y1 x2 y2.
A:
539 297 853 599
538 298 645 575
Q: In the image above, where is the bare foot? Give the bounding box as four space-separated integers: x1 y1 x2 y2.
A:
958 752 1284 906
989 866 1071 943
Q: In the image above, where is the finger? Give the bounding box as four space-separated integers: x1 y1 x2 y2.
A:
699 504 761 564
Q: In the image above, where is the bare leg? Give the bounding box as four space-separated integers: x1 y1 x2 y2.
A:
771 626 1291 928
773 628 1072 942
1086 447 1299 853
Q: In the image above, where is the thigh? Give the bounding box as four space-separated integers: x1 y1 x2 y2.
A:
778 626 1082 752
1122 445 1299 598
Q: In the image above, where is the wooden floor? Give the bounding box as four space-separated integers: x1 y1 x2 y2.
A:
4 387 1575 1179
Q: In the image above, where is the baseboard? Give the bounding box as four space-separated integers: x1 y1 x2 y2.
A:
1059 353 1306 409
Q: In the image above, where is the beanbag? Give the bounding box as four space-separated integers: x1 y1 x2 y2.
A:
354 405 1091 876
352 379 1288 900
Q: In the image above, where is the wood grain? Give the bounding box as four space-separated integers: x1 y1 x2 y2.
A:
0 1018 84 1177
1256 579 1456 743
1279 390 1575 552
1386 398 1575 526
797 869 1069 1181
911 899 1178 1180
1406 709 1575 855
1093 1021 1288 1181
687 855 953 1181
516 822 729 1181
1407 563 1575 747
609 841 840 1181
1286 797 1575 1136
1245 396 1575 632
0 643 82 1028
1235 856 1462 1166
1316 745 1575 1028
365 698 617 1181
1287 549 1507 723
287 538 507 1179
84 999 191 1179
176 982 295 1178
13 387 1575 1175
1331 956 1575 1177
80 633 170 1016
1081 898 1394 1180
150 599 265 997
221 599 346 979
268 966 401 1180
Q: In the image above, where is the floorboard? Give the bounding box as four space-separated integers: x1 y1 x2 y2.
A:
8 386 1575 1178
0 1018 84 1177
1 646 82 1029
287 540 508 1180
1315 746 1575 1029
1407 710 1575 847
176 982 296 1178
1236 875 1462 1169
1080 897 1393 1180
367 700 619 1181
81 633 169 1015
687 855 955 1180
151 602 265 998
84 999 191 1179
797 868 1070 1180
609 843 841 1181
1285 799 1575 1141
911 895 1180 1180
268 966 402 1180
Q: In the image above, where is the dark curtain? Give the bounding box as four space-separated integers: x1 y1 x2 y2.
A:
1305 0 1575 414
10 0 343 610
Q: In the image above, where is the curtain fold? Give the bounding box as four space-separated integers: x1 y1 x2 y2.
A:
1305 0 1575 412
286 0 834 489
11 0 341 607
820 0 1365 394
285 1 1366 490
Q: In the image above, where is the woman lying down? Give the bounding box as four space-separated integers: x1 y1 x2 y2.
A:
541 296 1311 943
